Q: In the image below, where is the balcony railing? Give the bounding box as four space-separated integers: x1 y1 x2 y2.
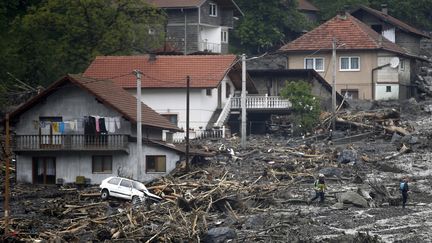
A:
12 134 129 152
198 42 221 53
231 96 292 109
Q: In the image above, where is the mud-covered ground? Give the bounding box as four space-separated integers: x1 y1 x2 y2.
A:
2 100 432 242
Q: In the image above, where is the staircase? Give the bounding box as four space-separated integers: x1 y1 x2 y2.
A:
214 95 233 127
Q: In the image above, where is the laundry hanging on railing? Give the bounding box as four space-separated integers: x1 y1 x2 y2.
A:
34 116 121 134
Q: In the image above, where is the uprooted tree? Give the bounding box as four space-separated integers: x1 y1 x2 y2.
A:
280 80 321 135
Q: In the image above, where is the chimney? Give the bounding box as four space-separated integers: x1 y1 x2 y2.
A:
148 53 157 62
337 5 349 19
381 4 388 14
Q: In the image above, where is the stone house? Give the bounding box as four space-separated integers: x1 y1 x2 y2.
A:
147 0 243 54
9 74 182 185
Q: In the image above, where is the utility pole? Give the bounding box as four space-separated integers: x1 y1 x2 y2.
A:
4 113 10 236
332 38 337 131
134 70 143 180
241 54 247 148
185 76 190 170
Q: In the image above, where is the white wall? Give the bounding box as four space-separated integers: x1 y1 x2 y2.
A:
130 79 234 130
376 84 399 100
201 26 221 45
16 143 180 184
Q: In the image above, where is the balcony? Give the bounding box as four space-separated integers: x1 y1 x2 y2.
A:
12 134 129 152
230 96 292 109
198 42 221 53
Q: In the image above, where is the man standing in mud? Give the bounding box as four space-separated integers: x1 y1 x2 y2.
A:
310 174 327 204
400 177 409 209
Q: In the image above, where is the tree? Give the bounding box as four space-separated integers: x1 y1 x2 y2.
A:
1 0 166 91
232 0 311 54
280 81 321 135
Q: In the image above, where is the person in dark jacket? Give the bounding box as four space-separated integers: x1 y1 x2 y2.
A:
310 174 327 204
400 177 409 209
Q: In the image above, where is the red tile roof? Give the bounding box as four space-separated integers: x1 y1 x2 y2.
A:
279 13 407 55
84 55 242 89
351 5 430 39
297 0 319 12
9 75 180 131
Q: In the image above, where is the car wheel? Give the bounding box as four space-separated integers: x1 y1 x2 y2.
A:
101 189 109 200
132 196 141 205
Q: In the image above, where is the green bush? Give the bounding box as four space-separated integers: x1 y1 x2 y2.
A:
280 81 321 135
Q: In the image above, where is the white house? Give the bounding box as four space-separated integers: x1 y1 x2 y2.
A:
84 55 258 132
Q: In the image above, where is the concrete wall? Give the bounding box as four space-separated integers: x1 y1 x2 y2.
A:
16 142 180 184
376 83 399 100
287 51 377 100
13 84 180 184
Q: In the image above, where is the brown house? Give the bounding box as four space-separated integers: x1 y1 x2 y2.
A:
351 5 430 57
279 12 421 101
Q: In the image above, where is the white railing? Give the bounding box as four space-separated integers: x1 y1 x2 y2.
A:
172 127 225 143
198 42 221 53
231 95 291 109
214 95 233 127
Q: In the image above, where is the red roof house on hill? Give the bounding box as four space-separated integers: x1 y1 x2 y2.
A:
279 12 418 101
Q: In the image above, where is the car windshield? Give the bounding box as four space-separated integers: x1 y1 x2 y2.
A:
132 181 146 191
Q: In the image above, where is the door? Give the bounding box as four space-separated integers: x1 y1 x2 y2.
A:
32 157 56 184
117 179 133 199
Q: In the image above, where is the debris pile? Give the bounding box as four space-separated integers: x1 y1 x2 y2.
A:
4 100 432 242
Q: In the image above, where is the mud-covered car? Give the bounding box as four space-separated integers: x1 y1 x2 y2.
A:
99 176 161 204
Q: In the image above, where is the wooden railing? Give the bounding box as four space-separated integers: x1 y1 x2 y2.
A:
231 96 291 109
12 134 129 151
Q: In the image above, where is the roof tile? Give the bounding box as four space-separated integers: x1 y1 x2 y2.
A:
279 13 406 55
83 55 239 89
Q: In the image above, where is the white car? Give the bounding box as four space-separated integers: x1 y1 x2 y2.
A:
99 176 162 204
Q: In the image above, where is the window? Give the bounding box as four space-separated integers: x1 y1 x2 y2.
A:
92 155 112 173
108 177 121 185
304 58 324 72
399 59 405 71
386 86 392 92
206 88 212 96
209 3 217 16
120 179 132 188
146 155 166 173
340 57 360 71
221 30 228 43
162 114 178 126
